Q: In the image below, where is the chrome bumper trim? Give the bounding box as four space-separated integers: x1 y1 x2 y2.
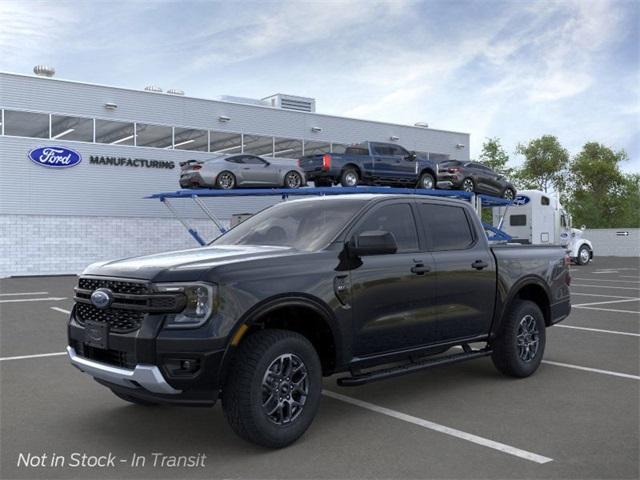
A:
67 346 181 395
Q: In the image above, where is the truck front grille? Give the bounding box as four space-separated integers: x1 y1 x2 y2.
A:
76 303 144 333
78 277 150 295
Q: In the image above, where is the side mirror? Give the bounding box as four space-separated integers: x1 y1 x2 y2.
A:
264 161 270 167
349 230 397 256
407 151 417 161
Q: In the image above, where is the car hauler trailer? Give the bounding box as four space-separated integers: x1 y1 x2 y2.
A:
146 186 514 246
492 189 594 265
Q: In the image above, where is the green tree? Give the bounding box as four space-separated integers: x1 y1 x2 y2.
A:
479 137 512 175
515 135 569 192
565 142 638 228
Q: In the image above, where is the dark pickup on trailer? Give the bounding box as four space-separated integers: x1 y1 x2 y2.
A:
298 141 440 189
67 194 571 448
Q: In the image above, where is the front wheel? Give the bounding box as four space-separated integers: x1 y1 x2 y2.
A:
417 172 435 189
576 245 591 265
222 329 322 448
284 171 303 189
491 300 546 378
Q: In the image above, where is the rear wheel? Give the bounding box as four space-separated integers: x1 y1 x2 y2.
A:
491 300 546 378
503 188 516 200
284 171 303 189
216 171 236 189
576 245 591 265
111 390 158 406
340 168 359 187
461 177 475 193
222 329 322 448
417 172 435 189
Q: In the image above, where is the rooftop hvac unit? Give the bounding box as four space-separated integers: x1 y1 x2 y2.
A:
167 89 185 95
33 65 55 77
262 94 316 113
144 85 163 93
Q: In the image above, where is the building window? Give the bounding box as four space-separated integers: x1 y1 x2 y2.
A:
51 114 93 142
3 110 49 138
95 119 135 145
210 131 243 154
173 127 208 151
273 137 303 159
244 134 274 156
135 123 173 148
303 141 331 156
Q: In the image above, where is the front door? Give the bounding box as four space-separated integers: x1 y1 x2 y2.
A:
416 201 496 342
239 155 278 185
348 201 437 356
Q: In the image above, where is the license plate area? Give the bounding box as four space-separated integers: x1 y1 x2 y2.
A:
84 320 109 349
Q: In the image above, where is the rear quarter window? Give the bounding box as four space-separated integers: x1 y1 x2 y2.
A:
418 203 475 251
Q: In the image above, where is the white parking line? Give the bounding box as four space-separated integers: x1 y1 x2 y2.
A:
0 291 49 296
0 297 67 304
51 307 71 315
542 361 640 380
573 278 639 284
571 292 638 299
571 284 640 291
573 298 640 307
572 306 640 314
322 390 553 464
555 324 640 337
0 352 67 362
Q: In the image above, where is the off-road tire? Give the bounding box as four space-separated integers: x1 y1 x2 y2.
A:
222 329 322 448
111 390 159 406
491 300 546 378
340 168 359 187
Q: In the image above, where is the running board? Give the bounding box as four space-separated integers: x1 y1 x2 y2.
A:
337 348 492 387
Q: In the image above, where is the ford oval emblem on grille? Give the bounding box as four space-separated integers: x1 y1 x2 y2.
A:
91 288 113 309
28 146 82 168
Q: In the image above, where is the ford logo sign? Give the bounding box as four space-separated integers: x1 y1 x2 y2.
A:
28 146 82 168
90 288 113 309
513 195 530 206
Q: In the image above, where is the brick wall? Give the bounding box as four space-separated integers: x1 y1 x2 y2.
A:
0 215 226 277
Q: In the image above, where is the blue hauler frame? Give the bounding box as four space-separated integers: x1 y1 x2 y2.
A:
146 187 512 246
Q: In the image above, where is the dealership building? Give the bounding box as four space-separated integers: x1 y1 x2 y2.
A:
0 69 470 277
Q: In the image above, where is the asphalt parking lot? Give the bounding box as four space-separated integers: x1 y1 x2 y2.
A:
1 256 638 479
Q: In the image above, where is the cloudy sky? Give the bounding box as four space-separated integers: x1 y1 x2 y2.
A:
1 0 638 171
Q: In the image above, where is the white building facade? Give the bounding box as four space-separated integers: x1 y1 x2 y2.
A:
0 72 470 277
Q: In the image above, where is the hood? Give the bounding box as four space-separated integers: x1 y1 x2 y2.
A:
82 244 298 281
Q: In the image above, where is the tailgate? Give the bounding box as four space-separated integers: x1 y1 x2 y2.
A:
298 154 326 172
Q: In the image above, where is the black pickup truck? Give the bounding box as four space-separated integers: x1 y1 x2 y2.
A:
67 194 571 448
298 141 440 189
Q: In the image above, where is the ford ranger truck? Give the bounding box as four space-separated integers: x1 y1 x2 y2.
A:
67 194 571 448
298 141 439 189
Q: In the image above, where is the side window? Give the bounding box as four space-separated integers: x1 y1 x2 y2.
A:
226 156 244 164
353 203 419 252
541 196 550 206
390 145 410 157
510 215 527 226
242 156 267 165
418 203 475 251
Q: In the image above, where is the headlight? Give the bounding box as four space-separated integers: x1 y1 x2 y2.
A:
155 283 216 329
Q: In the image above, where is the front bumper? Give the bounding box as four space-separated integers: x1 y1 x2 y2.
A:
67 346 180 394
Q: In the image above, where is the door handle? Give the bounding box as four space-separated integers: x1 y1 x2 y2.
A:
242 167 251 170
411 264 431 275
472 260 488 270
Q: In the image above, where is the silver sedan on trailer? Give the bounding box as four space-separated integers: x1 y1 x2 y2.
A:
179 154 307 189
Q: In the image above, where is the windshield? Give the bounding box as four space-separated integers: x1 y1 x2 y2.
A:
212 198 367 251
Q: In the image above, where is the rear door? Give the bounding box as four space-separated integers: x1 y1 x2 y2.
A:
370 143 396 181
416 201 496 341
